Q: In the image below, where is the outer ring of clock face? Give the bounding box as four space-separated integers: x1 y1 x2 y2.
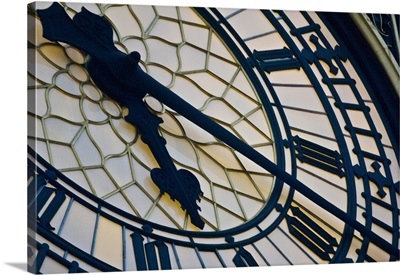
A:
28 2 399 270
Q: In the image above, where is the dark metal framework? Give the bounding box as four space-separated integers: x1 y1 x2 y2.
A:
28 3 399 273
367 13 400 65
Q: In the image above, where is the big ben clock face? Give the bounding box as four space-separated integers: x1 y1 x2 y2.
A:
27 1 399 274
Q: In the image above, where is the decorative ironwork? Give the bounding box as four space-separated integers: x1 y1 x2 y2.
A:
28 2 276 232
28 2 399 273
367 13 400 64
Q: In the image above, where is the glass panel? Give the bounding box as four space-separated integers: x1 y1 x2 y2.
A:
93 216 123 270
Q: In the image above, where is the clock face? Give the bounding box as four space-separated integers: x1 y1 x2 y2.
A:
29 2 279 232
27 1 399 273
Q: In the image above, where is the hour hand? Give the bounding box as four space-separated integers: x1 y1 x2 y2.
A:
38 3 205 229
37 3 115 57
125 98 205 229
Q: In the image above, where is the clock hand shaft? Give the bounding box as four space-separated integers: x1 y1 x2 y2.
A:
123 96 176 173
140 72 399 258
86 56 205 229
124 99 205 229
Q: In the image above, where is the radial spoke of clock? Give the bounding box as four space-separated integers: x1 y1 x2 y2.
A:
264 234 295 265
289 126 340 143
143 193 186 229
297 166 347 193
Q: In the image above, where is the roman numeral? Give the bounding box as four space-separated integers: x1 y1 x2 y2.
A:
130 232 172 271
37 187 66 231
250 47 300 73
155 240 172 270
232 247 258 267
28 158 66 231
291 135 345 177
28 166 66 231
28 236 85 273
225 235 258 267
281 205 339 261
131 232 147 270
30 243 49 273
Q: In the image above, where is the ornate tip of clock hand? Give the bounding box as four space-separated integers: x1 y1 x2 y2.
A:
188 211 205 230
151 168 205 229
36 2 73 43
37 2 126 68
72 5 116 51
